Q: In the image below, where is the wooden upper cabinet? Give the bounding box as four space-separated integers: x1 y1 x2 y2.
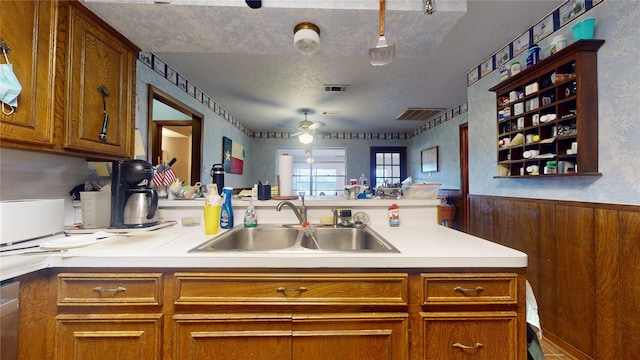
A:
0 0 57 148
0 0 138 160
57 1 137 159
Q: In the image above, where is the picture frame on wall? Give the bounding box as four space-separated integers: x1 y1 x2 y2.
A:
559 0 585 27
467 67 479 86
513 31 530 56
533 14 554 43
153 57 166 76
421 146 439 173
480 56 494 78
496 44 511 68
166 66 178 85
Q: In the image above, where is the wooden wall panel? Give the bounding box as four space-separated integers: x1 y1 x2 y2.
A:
438 189 462 230
467 196 494 240
619 210 640 359
512 202 541 292
494 200 514 248
595 209 620 360
555 205 596 357
467 195 640 360
538 203 557 334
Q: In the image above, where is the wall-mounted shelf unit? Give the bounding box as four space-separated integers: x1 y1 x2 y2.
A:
489 39 604 178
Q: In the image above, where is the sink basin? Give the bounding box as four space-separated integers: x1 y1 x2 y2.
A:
190 225 300 251
189 224 399 253
302 227 399 252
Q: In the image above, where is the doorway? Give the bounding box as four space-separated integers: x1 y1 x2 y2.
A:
148 85 203 184
459 123 469 232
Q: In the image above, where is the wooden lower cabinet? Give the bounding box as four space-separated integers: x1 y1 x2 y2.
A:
172 272 409 360
421 311 518 359
55 314 163 360
412 272 526 360
173 314 292 360
18 269 526 359
292 313 408 360
173 313 408 360
173 313 407 360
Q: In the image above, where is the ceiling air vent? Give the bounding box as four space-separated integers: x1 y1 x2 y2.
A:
323 84 350 92
396 107 445 121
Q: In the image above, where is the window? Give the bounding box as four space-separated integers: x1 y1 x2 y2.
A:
277 148 346 196
370 147 407 187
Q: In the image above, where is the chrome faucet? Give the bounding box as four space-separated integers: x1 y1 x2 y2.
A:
276 193 307 224
331 208 339 227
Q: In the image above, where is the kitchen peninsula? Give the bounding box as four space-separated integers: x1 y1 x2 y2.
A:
7 199 528 359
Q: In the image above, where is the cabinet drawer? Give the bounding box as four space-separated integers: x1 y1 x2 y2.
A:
57 273 163 306
174 273 408 306
420 273 518 306
421 311 518 359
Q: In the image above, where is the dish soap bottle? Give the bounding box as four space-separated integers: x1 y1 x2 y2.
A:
220 187 234 229
243 198 257 227
204 184 222 235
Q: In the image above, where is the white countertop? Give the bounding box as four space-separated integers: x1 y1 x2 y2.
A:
2 199 527 281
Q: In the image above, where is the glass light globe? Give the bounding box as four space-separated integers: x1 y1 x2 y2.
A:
299 133 313 144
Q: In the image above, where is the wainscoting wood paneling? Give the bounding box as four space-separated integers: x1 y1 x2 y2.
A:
466 195 640 360
619 210 640 357
437 189 462 230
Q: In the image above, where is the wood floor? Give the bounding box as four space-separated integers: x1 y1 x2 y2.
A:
539 337 579 359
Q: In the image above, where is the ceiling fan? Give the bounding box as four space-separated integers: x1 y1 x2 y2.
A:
290 111 330 144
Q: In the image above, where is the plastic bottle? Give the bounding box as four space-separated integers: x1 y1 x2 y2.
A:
243 198 257 228
204 184 222 235
358 173 368 186
220 187 234 229
389 203 399 227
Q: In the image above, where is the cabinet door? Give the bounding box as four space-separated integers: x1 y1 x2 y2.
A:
421 311 518 359
173 314 292 360
292 313 408 360
0 0 56 148
55 314 162 360
60 3 135 159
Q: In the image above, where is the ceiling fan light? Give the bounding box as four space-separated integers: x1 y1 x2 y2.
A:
299 132 314 144
294 22 320 55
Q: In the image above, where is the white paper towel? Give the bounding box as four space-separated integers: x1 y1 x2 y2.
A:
278 154 294 196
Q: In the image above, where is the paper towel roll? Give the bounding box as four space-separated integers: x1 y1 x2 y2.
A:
278 154 294 196
523 150 540 159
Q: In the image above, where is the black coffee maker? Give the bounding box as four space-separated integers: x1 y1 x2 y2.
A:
110 160 159 228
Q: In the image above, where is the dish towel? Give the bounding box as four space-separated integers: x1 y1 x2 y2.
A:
526 280 545 360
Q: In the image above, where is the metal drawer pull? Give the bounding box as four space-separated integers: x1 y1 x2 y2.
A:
276 286 307 294
93 286 127 293
453 342 483 350
453 286 484 294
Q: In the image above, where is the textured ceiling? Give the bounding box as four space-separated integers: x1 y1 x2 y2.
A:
82 0 564 133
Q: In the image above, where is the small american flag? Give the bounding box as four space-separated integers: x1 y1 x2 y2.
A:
153 167 176 187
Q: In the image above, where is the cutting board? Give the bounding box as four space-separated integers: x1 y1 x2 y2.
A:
271 196 298 200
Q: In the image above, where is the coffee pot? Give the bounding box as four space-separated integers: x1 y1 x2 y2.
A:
110 160 159 228
123 189 158 225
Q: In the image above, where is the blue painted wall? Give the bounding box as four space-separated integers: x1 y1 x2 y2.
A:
136 64 253 189
134 0 640 205
464 0 639 205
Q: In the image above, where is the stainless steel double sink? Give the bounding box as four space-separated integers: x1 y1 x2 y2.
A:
189 224 399 253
